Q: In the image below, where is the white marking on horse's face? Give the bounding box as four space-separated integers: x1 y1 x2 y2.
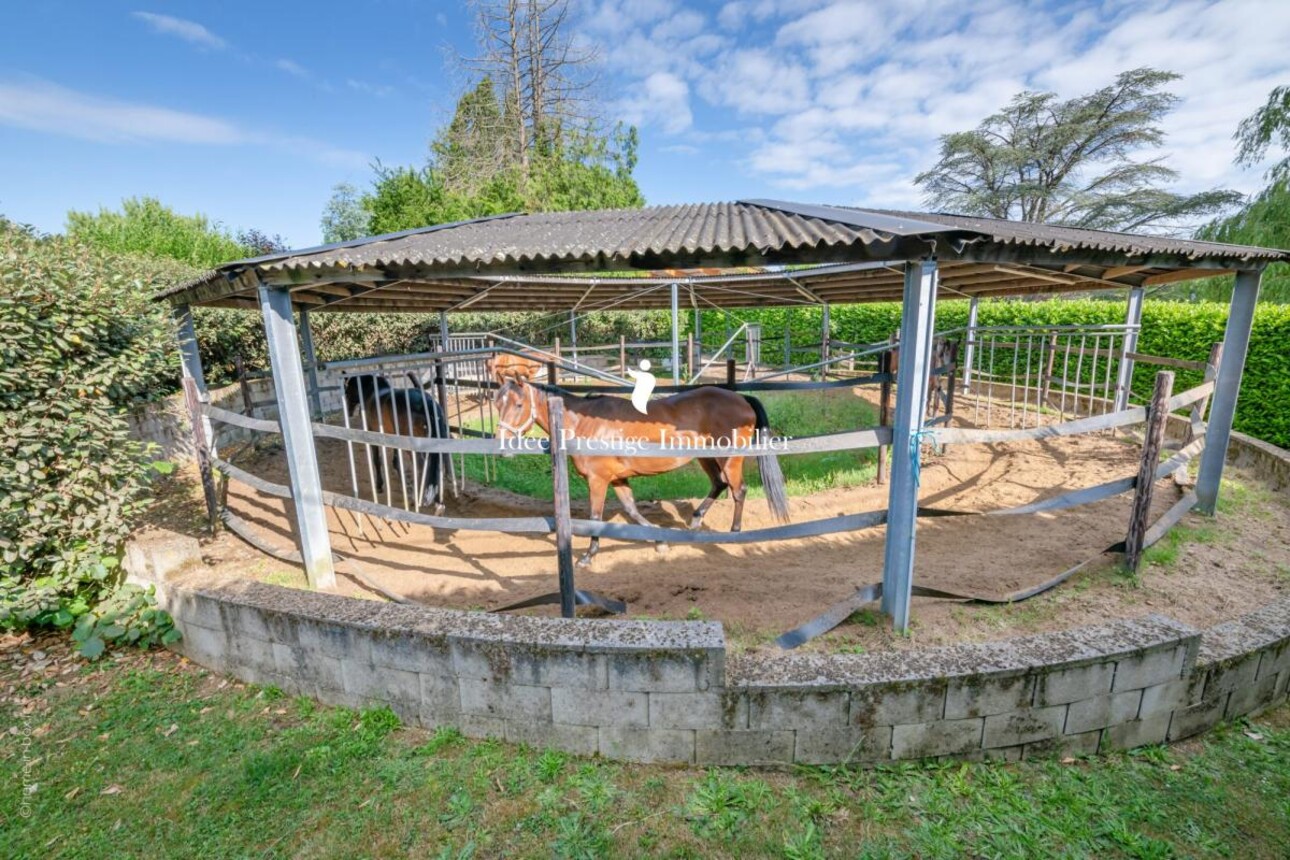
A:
494 379 530 441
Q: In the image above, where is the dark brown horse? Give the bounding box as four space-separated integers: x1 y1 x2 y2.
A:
344 374 449 508
492 368 789 566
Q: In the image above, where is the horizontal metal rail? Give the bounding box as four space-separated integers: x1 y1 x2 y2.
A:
213 428 1206 547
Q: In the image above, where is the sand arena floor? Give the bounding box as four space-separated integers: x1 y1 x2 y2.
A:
155 388 1290 654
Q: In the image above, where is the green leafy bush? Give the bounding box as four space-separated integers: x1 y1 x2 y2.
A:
699 297 1290 448
66 196 249 269
0 219 183 652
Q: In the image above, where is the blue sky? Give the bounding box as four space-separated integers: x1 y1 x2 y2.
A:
2 0 1288 247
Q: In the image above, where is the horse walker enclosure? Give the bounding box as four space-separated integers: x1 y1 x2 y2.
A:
150 201 1290 764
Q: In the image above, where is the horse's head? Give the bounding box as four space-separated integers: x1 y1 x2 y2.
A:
344 374 391 414
488 352 543 384
494 377 539 446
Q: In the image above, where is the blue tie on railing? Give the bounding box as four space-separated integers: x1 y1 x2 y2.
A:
910 427 937 488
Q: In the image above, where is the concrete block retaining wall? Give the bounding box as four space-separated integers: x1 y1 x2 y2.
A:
158 572 1290 765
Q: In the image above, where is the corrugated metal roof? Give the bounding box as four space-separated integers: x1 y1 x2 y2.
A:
157 199 1288 310
258 202 910 272
846 207 1282 261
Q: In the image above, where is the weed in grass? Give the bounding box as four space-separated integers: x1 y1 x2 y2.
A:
552 812 612 860
569 763 619 814
847 608 882 627
1142 515 1223 571
1114 564 1143 589
418 725 464 755
685 606 705 621
781 821 825 860
534 748 568 783
440 789 477 829
434 841 478 860
685 771 772 841
262 568 306 588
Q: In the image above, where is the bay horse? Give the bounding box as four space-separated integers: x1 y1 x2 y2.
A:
344 373 449 509
491 364 790 566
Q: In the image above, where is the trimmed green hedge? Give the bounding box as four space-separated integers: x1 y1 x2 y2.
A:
1 221 180 651
697 299 1290 449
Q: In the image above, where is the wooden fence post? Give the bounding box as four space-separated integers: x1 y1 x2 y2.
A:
686 332 695 381
234 354 254 416
547 360 558 387
725 358 736 389
182 376 219 535
877 350 893 484
1125 370 1175 571
943 341 959 423
619 334 627 375
548 396 576 618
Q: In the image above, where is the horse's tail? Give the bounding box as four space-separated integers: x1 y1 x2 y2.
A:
742 395 790 524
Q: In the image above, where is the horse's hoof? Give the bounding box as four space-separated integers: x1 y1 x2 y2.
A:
655 542 670 555
577 555 595 568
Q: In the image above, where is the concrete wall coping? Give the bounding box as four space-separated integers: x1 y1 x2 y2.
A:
1196 597 1290 666
173 572 726 654
728 614 1199 690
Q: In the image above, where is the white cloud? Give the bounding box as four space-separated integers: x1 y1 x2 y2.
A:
131 11 226 50
585 0 1290 209
0 78 367 169
618 71 693 134
275 59 310 80
347 79 395 98
699 49 810 115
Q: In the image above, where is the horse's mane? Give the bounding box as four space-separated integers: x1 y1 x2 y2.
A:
532 382 609 401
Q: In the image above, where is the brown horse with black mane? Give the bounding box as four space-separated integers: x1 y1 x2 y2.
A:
344 373 449 509
490 360 789 566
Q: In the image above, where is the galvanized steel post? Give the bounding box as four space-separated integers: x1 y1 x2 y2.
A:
820 302 831 378
259 283 336 589
693 307 703 369
881 260 939 632
173 303 216 451
961 295 979 392
569 309 578 366
1114 287 1144 411
670 282 681 384
1196 269 1262 514
298 307 322 419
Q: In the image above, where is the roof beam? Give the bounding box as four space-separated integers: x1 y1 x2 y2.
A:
1141 268 1234 286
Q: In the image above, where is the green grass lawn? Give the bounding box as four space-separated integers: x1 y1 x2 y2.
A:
5 638 1289 859
463 388 880 502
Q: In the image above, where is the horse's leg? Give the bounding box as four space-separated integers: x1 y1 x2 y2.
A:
612 479 668 554
690 458 728 529
370 442 385 495
578 473 609 568
724 457 748 532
